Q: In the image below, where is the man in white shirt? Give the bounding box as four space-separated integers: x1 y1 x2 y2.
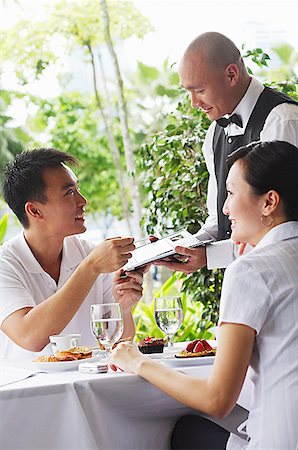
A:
0 148 143 359
156 31 298 273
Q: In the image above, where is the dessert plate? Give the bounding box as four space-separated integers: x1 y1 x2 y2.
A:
148 353 215 367
32 356 99 373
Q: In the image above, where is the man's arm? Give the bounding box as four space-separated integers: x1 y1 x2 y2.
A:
1 237 135 352
260 103 298 147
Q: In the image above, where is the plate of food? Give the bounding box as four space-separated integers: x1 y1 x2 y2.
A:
160 354 215 367
148 339 216 367
32 346 98 372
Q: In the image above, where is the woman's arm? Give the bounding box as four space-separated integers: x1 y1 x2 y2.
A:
110 322 255 418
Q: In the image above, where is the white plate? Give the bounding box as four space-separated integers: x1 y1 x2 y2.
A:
32 356 99 373
148 353 215 367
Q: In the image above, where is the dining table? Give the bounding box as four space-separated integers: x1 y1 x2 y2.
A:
0 343 252 450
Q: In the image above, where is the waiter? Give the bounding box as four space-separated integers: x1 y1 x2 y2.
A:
156 31 298 273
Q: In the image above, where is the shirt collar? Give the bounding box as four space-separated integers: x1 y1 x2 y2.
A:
226 77 264 135
60 235 86 271
10 232 83 273
255 221 298 250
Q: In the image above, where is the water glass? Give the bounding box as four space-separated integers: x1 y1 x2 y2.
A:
90 303 123 360
154 296 183 348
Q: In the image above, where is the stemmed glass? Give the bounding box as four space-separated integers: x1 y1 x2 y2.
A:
154 296 183 351
90 303 123 361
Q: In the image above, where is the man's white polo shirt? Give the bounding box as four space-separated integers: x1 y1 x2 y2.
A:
0 232 114 360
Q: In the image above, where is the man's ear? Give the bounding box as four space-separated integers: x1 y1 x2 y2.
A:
25 202 43 220
225 63 239 86
262 190 280 216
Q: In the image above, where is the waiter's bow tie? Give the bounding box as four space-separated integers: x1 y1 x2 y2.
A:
216 114 242 128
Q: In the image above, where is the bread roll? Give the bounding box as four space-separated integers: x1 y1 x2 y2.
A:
33 355 60 362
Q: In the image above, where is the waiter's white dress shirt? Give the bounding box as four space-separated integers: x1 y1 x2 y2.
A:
219 221 298 449
195 77 298 268
0 233 114 359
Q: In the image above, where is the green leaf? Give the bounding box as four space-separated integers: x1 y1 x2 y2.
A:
0 214 8 245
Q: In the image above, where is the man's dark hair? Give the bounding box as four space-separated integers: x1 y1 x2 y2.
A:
2 148 78 228
227 140 298 221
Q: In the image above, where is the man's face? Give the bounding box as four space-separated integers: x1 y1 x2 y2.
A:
35 164 87 238
179 51 235 121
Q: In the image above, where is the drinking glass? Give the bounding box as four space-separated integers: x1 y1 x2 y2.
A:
154 296 183 349
90 303 123 361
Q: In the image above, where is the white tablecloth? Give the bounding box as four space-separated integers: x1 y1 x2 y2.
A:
0 356 252 450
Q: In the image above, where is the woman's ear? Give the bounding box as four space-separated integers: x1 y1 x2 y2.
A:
25 202 43 220
262 190 280 216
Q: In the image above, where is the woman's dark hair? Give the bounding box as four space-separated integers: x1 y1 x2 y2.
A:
2 148 77 228
227 140 298 221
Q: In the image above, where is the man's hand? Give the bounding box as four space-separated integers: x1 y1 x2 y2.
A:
112 269 143 311
89 237 135 273
154 245 207 273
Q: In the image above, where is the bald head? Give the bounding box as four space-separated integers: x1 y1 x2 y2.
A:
184 32 245 73
179 32 251 121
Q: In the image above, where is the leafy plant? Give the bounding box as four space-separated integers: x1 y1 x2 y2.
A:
134 296 213 343
0 213 8 245
135 88 224 330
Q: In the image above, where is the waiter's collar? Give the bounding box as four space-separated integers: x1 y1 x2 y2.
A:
255 221 298 250
230 77 264 132
11 232 83 273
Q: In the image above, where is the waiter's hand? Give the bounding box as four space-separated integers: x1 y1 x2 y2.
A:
154 245 207 274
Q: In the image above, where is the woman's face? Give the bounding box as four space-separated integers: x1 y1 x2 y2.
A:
223 161 269 246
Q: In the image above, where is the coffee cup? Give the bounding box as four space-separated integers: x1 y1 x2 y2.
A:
49 334 82 355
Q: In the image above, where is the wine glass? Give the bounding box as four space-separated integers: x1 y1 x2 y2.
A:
154 296 183 350
90 303 123 361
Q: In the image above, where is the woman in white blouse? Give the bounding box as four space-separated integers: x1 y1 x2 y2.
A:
111 140 298 449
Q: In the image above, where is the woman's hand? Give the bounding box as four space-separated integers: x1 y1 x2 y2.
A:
110 342 146 374
235 242 247 255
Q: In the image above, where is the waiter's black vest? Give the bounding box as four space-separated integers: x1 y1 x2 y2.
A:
213 86 298 240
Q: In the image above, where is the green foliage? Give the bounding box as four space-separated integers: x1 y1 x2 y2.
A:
128 59 181 136
267 79 298 99
137 90 210 235
0 213 8 245
242 46 271 73
0 90 31 184
135 90 224 328
243 45 298 89
29 92 125 217
0 1 152 85
133 274 213 343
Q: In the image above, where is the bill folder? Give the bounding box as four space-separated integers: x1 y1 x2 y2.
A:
124 229 214 272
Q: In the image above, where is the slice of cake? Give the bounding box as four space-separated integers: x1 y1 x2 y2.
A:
138 337 165 354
